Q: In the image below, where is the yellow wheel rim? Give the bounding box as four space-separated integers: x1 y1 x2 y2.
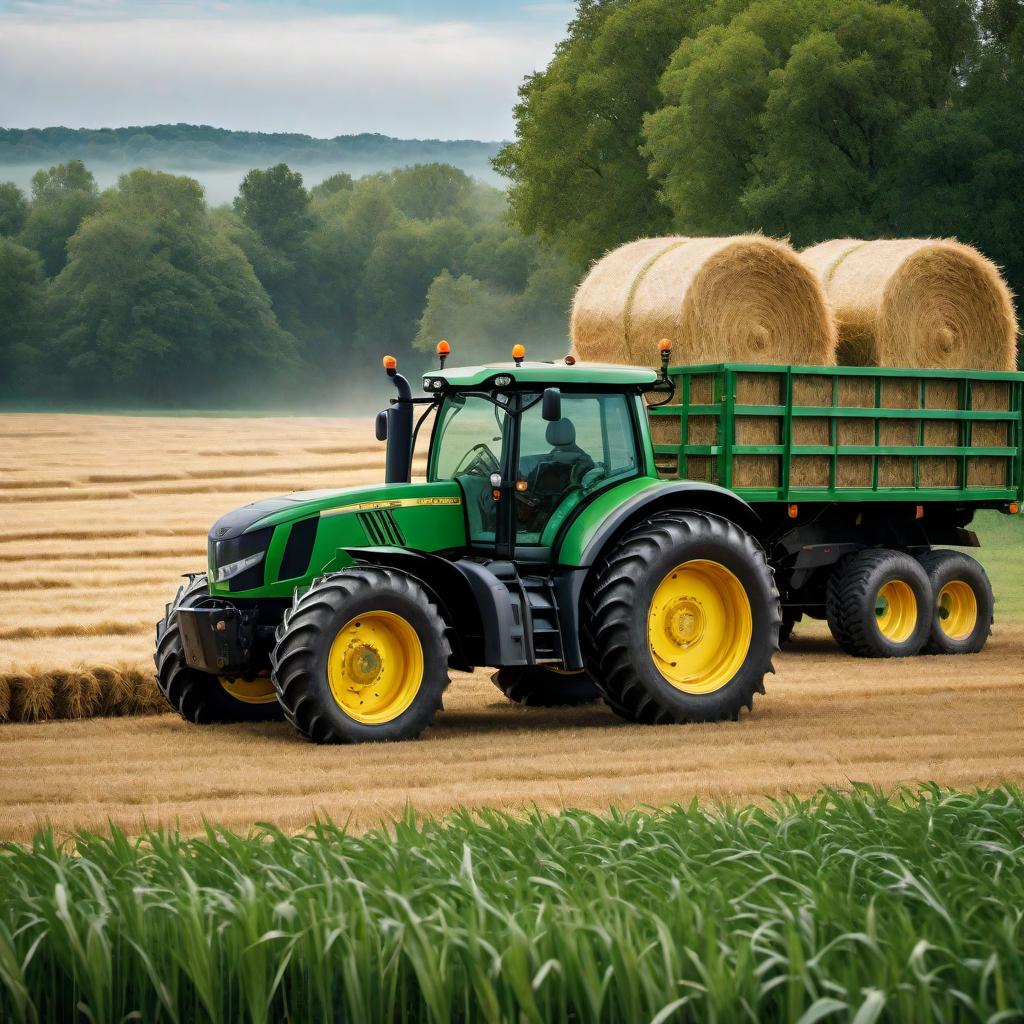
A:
219 675 278 705
874 580 917 643
937 580 977 641
327 610 423 724
647 559 752 694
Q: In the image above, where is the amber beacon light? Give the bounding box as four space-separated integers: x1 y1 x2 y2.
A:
512 344 526 367
436 339 450 369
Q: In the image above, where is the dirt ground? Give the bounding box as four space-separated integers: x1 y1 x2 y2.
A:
2 622 1022 841
1 413 1022 840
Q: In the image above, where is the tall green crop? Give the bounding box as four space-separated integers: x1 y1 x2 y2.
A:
0 785 1021 1022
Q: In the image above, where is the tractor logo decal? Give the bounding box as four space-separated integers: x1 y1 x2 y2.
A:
319 496 461 518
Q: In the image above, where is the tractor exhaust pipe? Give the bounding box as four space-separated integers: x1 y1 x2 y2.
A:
382 355 413 484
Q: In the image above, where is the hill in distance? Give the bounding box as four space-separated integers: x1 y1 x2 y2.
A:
0 123 507 203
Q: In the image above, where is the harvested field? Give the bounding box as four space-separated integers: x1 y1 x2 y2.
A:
0 413 1022 841
1 621 1023 841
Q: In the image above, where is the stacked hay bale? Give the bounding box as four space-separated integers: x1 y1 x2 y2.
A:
570 235 837 487
803 239 1019 488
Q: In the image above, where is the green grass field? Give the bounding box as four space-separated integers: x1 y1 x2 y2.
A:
1 786 1021 1023
972 510 1024 620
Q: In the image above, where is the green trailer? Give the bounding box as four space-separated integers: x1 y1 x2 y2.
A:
155 344 1023 742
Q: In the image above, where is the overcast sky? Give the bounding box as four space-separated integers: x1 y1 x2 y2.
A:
0 0 574 139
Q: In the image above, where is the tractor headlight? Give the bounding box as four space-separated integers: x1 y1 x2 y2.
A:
215 551 265 583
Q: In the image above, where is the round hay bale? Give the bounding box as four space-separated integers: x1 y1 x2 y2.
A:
571 235 837 367
801 238 1018 370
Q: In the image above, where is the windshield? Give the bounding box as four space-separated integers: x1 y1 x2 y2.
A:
430 395 507 482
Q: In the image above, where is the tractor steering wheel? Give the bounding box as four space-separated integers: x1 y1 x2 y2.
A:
454 443 499 478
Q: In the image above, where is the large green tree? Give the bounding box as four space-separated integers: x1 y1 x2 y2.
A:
47 169 298 401
0 182 28 237
19 159 99 276
0 239 44 395
494 0 705 261
234 163 312 250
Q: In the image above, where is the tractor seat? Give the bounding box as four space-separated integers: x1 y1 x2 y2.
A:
529 418 594 497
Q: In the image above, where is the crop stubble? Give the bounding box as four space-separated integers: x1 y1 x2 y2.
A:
0 413 1021 840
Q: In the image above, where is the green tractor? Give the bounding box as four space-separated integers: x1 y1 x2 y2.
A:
156 342 1020 742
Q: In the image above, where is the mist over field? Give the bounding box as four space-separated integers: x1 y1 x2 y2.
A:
0 125 507 204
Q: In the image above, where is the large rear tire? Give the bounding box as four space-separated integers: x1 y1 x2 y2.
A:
826 549 932 658
581 511 780 725
155 574 283 723
490 666 600 707
271 567 450 743
918 550 993 654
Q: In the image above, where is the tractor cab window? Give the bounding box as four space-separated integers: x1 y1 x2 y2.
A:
431 394 508 542
516 393 639 545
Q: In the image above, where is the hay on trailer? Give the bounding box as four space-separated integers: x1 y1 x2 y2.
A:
584 236 836 487
801 238 1018 370
572 234 836 368
969 380 1014 487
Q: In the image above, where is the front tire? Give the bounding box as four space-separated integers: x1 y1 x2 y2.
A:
918 550 993 654
271 568 450 743
490 666 600 707
826 549 932 658
581 511 780 724
155 574 283 723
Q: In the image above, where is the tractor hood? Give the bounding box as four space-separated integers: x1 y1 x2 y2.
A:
207 480 467 598
209 482 465 541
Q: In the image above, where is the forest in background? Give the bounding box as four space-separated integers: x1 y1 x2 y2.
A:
2 0 1023 410
0 160 578 409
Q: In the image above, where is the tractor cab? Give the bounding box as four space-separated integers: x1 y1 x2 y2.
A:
380 343 662 565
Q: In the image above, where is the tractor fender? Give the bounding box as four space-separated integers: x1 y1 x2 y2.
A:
557 478 760 571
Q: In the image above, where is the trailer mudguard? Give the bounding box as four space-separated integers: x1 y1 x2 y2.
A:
555 477 759 569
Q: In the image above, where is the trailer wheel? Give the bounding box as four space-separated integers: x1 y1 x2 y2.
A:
918 550 993 654
826 549 932 658
490 666 600 707
271 567 450 743
155 574 283 723
581 511 780 725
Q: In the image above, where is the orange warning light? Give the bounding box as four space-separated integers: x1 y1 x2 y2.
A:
658 338 672 353
436 340 451 356
383 355 397 371
788 504 799 519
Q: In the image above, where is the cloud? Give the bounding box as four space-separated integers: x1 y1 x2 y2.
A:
0 6 569 138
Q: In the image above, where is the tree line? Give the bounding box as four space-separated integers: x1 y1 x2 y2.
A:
0 160 577 406
497 0 1024 364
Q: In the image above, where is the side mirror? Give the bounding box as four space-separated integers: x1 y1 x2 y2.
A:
375 409 389 442
541 387 562 422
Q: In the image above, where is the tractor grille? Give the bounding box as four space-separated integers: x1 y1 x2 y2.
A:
357 509 405 547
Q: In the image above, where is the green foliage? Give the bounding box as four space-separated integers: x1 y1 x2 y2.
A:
45 169 299 403
1 158 576 406
19 160 99 277
388 163 475 222
416 271 519 362
234 163 312 249
494 0 705 262
501 0 1024 352
0 239 44 395
1 786 1021 1021
0 182 28 237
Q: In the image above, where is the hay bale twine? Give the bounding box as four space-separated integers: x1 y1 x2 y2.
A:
801 238 1018 370
574 235 837 487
